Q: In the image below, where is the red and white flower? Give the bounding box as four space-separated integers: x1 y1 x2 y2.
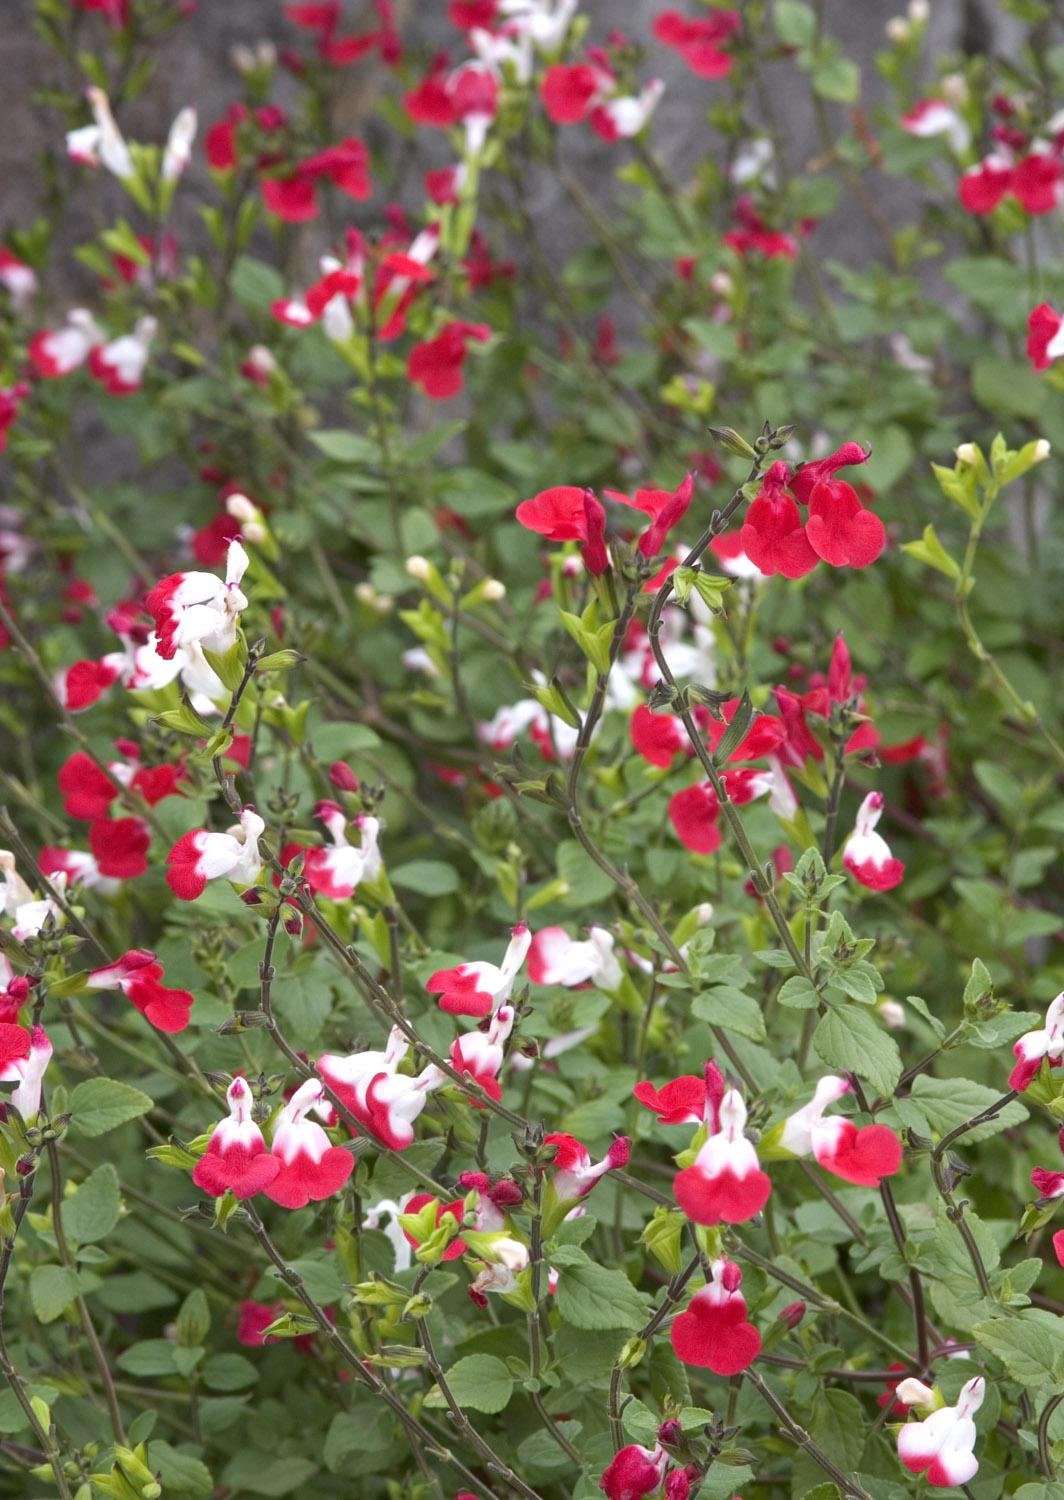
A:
88 315 156 395
29 308 104 378
670 1257 762 1375
544 1131 630 1208
318 1026 442 1150
897 1376 985 1488
166 807 265 900
843 791 905 892
145 538 250 661
87 949 194 1034
591 79 665 140
38 845 116 896
66 87 133 179
1009 992 1064 1091
527 925 622 992
633 1070 710 1126
161 106 197 183
426 923 531 1017
265 1077 354 1209
0 1022 52 1120
653 9 740 78
1 852 71 937
1027 302 1064 370
303 804 381 899
776 1074 903 1186
0 248 37 313
497 0 578 51
673 1087 771 1225
192 1077 280 1199
902 99 969 152
448 1004 515 1101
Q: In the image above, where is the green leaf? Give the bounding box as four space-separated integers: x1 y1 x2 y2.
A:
812 48 860 103
309 429 378 464
902 524 962 582
972 1310 1064 1388
971 355 1047 419
555 1259 651 1331
221 1453 319 1496
69 1078 153 1137
149 1441 214 1498
777 976 820 1010
29 1266 79 1324
692 987 766 1041
229 256 284 314
201 1354 258 1392
391 860 460 896
428 1353 513 1414
62 1164 120 1245
908 1076 1027 1143
811 1388 866 1471
813 1004 902 1096
774 0 816 46
117 1339 180 1378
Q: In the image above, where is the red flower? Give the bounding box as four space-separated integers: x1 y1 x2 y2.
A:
652 10 740 79
740 473 818 578
668 782 720 854
670 1259 761 1375
515 486 588 541
1053 1228 1064 1267
261 137 372 222
630 705 690 768
407 321 490 399
958 155 1013 214
604 474 694 558
582 491 610 575
599 1443 666 1500
540 64 601 125
804 480 886 568
1011 152 1064 214
89 817 150 879
58 752 117 821
237 1299 284 1347
87 950 194 1034
1027 302 1064 370
632 1074 708 1125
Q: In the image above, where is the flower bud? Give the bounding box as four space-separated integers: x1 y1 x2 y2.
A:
885 16 910 41
779 1300 806 1329
405 555 431 581
878 999 906 1029
329 760 360 792
657 1418 682 1445
720 1261 742 1293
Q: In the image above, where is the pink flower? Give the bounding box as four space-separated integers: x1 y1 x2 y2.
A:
407 321 491 399
1031 1166 1064 1200
1027 302 1064 370
673 1087 771 1225
237 1299 284 1347
426 924 530 1017
1009 993 1064 1091
166 808 265 900
599 1442 667 1499
89 816 150 879
670 1257 762 1374
652 10 740 79
1053 1229 1064 1267
527 926 622 991
540 63 603 124
87 950 194 1034
842 791 904 892
54 656 123 713
778 1075 903 1186
264 1077 354 1209
897 1376 985 1488
192 1078 280 1199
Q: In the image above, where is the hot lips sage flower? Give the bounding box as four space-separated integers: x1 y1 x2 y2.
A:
669 1257 762 1375
672 1073 771 1226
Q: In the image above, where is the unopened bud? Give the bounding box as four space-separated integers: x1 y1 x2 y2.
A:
721 1261 742 1293
329 760 360 792
284 912 303 938
482 578 505 601
908 0 929 20
618 1336 646 1369
1033 439 1051 461
708 426 757 459
779 1300 806 1329
940 73 967 106
405 555 431 581
955 442 979 466
879 999 906 1029
709 271 733 297
657 1418 682 1445
885 16 910 42
240 887 264 906
225 492 257 523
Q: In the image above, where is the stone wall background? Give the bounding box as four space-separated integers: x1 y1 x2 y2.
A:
2 0 1021 287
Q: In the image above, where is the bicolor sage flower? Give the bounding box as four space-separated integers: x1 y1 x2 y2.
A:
192 1077 280 1200
145 538 250 661
166 807 265 900
87 949 194 1033
1009 992 1064 1091
0 1023 53 1120
673 1085 771 1226
426 922 530 1016
769 1074 903 1186
896 1376 985 1488
265 1077 354 1209
842 791 905 892
526 924 622 992
670 1257 762 1375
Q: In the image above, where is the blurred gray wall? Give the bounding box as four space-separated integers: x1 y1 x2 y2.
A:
2 0 1018 281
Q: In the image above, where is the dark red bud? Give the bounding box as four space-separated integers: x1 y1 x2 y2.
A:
779 1300 806 1329
329 760 360 792
657 1418 682 1445
720 1261 742 1293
